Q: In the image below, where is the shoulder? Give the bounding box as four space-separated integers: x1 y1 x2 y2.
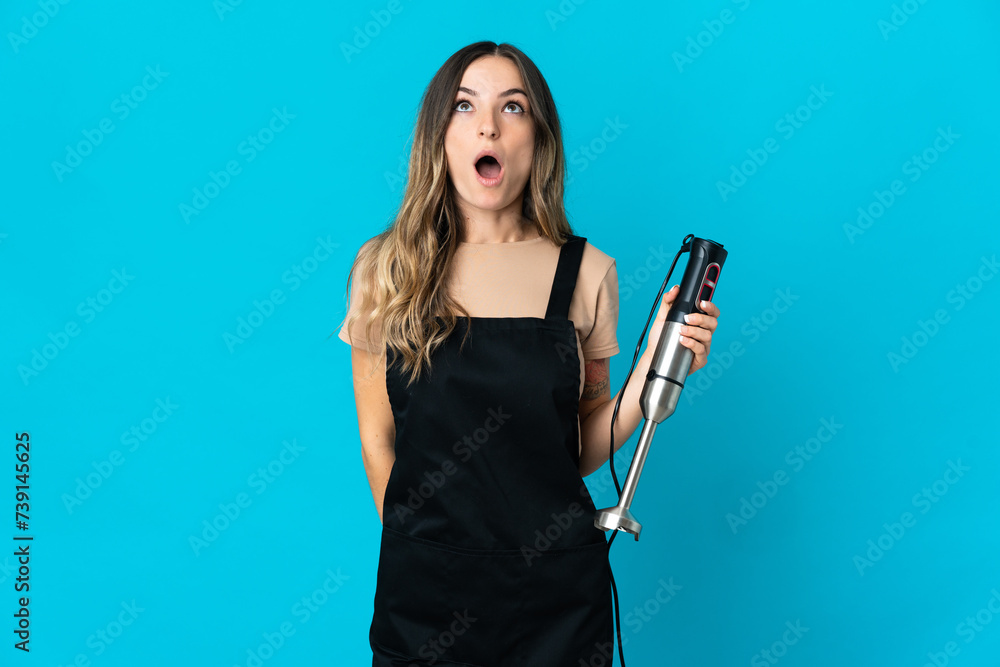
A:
569 237 619 356
344 235 390 313
349 234 387 283
578 238 616 286
354 234 383 264
579 238 614 264
564 235 618 314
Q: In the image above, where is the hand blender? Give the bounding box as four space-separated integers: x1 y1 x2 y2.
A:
594 236 728 539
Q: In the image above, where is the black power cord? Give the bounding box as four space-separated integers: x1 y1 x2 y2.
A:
604 240 688 667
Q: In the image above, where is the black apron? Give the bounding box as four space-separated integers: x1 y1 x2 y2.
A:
370 234 614 666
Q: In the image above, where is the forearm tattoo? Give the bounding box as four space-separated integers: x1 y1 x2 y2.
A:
582 358 609 400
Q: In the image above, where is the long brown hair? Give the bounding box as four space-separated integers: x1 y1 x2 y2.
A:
339 41 573 387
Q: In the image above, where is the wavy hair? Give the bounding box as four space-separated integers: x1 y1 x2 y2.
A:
338 41 573 387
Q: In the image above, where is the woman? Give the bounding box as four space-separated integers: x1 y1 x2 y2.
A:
338 41 720 666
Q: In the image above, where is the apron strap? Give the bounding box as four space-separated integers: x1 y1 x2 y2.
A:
544 234 587 321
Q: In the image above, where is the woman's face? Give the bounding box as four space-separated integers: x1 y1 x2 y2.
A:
444 56 535 217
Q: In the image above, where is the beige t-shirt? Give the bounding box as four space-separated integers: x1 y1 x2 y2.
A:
338 235 620 397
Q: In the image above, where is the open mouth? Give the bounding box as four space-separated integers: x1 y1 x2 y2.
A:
473 151 504 186
475 155 502 180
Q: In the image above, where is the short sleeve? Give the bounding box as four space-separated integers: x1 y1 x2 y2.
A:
337 243 383 352
581 259 619 359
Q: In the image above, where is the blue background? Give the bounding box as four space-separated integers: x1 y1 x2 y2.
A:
2 0 999 665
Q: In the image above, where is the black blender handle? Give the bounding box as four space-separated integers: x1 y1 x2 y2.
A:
667 236 727 324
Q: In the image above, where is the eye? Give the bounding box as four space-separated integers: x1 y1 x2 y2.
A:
452 98 527 114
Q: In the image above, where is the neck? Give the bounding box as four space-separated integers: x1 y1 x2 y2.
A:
456 198 537 243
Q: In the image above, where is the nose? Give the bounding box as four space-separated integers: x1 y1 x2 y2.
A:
479 113 498 138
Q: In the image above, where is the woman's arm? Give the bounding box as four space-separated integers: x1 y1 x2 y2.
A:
577 285 720 477
349 345 396 524
577 354 648 477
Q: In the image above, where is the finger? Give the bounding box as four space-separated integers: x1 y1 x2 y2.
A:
679 334 706 357
657 285 679 315
684 313 718 333
698 300 721 319
680 325 712 344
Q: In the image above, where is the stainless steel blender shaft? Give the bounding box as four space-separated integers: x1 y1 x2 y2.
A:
594 321 693 539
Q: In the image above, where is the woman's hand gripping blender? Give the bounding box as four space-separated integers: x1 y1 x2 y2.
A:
595 236 727 539
646 284 720 377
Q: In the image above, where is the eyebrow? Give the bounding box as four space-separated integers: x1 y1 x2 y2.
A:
457 86 528 98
